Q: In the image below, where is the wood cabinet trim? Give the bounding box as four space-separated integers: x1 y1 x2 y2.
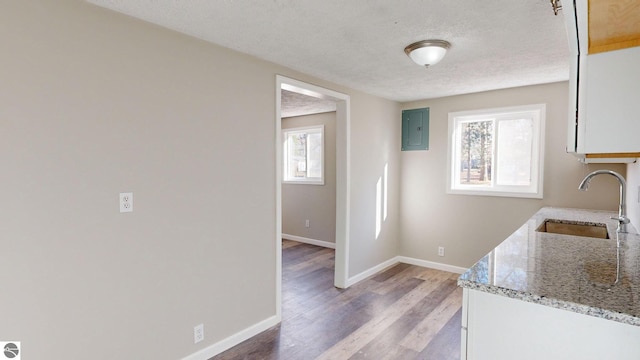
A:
585 153 640 159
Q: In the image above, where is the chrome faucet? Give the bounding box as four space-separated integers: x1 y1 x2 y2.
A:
578 170 630 233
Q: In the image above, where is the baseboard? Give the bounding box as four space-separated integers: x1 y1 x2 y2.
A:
181 315 279 360
282 234 336 249
345 255 469 287
180 256 467 359
345 257 399 287
398 256 468 274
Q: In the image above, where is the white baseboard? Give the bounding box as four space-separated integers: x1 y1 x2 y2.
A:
282 234 336 249
345 256 469 287
181 315 279 360
181 257 466 359
345 257 399 287
397 256 468 274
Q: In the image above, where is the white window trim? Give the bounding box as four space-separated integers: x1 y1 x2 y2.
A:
446 104 546 199
282 125 325 185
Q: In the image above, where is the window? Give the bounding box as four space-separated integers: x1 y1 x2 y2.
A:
283 125 324 185
447 104 545 198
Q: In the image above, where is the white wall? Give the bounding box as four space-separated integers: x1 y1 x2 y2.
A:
400 82 625 268
0 1 401 358
282 112 336 244
626 162 640 230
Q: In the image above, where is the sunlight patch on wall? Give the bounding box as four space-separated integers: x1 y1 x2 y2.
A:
376 176 382 239
384 163 388 221
375 163 389 240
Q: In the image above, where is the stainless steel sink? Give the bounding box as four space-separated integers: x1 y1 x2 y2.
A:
536 219 609 239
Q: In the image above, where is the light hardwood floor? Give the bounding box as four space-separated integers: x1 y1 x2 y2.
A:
212 240 462 360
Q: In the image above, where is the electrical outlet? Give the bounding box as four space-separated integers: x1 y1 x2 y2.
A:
119 192 133 213
305 219 310 228
194 323 204 344
438 246 445 257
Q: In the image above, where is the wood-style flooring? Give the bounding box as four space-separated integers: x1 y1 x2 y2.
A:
211 240 462 360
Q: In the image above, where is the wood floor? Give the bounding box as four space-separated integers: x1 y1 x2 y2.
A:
212 240 462 360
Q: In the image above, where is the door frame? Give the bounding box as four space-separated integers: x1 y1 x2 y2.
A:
275 75 351 320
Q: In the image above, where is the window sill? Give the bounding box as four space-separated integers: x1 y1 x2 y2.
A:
283 180 325 186
447 188 543 199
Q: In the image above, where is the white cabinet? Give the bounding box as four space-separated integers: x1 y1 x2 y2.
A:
564 0 640 162
461 289 640 360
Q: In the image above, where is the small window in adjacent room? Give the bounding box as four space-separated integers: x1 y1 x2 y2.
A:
447 104 545 198
283 125 324 185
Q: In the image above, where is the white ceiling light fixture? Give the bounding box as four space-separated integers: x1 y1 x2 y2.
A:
404 40 451 68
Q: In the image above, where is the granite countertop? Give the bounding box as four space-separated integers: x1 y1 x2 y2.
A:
458 207 640 326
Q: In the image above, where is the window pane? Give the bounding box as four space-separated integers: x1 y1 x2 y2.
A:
496 118 533 186
307 131 322 178
285 133 307 179
283 126 324 183
448 104 544 198
457 120 493 186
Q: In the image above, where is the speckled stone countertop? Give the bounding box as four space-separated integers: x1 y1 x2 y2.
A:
458 207 640 326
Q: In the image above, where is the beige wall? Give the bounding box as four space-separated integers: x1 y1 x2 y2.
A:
282 112 337 243
349 92 402 275
0 1 401 359
400 82 625 268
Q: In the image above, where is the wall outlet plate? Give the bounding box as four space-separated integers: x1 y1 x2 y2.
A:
119 192 133 213
194 323 204 344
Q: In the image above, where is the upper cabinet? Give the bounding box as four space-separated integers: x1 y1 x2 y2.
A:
563 0 640 162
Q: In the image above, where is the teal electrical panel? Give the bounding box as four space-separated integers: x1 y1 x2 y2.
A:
402 107 429 151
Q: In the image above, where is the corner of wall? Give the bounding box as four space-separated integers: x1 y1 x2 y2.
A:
626 161 640 231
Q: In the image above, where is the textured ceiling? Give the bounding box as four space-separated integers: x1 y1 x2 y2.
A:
87 0 571 103
281 90 336 118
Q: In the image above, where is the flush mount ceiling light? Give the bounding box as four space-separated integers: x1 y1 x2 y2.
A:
404 40 451 68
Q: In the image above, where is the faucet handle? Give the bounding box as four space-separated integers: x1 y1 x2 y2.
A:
611 216 631 225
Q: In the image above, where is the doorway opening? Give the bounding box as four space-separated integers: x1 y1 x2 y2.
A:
275 75 350 320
